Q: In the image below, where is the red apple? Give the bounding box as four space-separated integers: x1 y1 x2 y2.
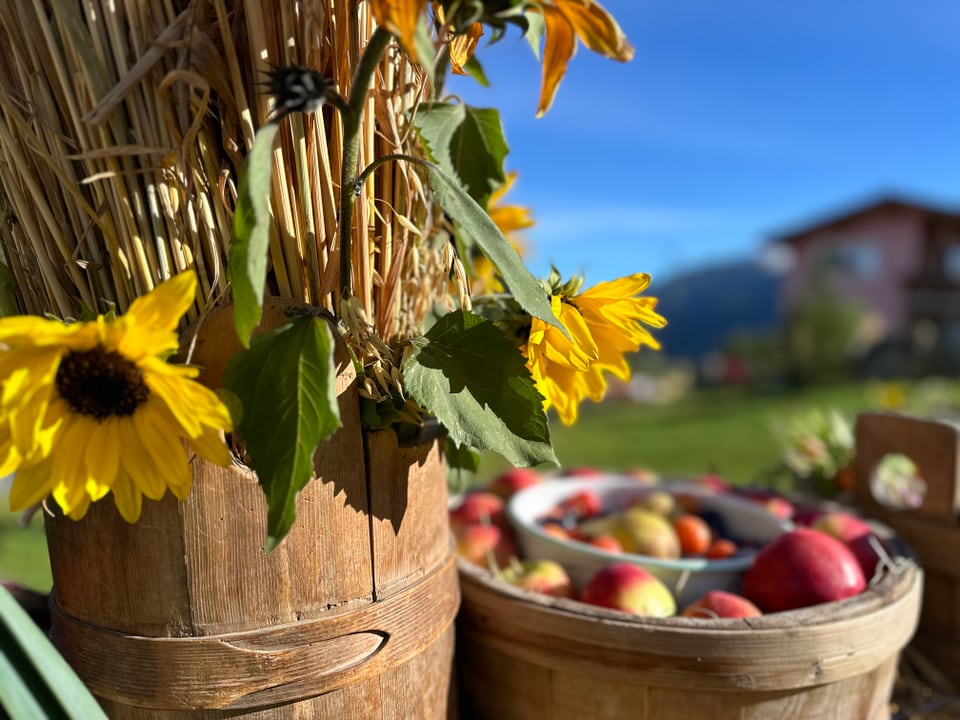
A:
812 510 873 544
558 489 602 519
560 466 604 479
588 534 624 553
681 590 762 619
736 488 795 521
449 491 506 532
455 523 517 569
694 472 731 493
487 467 543 500
579 562 676 617
790 506 825 527
741 528 867 612
500 559 574 598
847 532 886 580
541 523 571 541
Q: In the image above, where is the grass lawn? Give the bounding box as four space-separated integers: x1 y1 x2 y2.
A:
0 381 903 592
479 381 897 483
0 508 51 592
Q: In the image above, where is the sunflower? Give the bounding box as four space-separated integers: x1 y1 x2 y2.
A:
0 272 233 523
524 273 665 425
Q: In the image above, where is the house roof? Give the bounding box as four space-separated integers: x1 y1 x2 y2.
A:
769 194 960 245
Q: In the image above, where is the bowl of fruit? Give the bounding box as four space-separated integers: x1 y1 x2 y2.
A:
506 475 793 605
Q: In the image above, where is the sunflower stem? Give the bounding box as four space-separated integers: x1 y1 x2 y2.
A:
338 26 394 303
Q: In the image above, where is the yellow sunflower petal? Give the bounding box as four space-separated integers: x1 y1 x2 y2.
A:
118 274 197 360
8 459 57 512
65 493 92 520
580 272 652 299
554 0 634 61
186 425 232 468
84 418 120 501
118 415 167 502
125 272 197 333
0 433 22 477
110 472 143 524
0 316 72 346
368 0 428 60
51 417 95 515
134 405 190 500
450 22 483 74
146 361 233 438
537 6 577 117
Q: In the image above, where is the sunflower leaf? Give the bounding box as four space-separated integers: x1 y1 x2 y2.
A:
223 316 341 549
423 162 564 336
412 102 506 207
229 123 280 348
403 310 557 468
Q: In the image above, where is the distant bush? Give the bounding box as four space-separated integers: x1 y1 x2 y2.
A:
783 291 868 385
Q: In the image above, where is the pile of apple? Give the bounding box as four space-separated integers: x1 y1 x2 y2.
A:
450 467 893 619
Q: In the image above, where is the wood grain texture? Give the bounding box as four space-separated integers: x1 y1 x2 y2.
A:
853 411 960 686
854 412 960 524
453 559 921 720
43 302 459 717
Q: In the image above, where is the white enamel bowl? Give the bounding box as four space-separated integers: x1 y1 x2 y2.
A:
506 476 793 606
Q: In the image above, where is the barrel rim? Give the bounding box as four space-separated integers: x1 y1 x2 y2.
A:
456 558 922 691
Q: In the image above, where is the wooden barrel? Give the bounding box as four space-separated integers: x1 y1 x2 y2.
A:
42 303 459 718
454 559 921 720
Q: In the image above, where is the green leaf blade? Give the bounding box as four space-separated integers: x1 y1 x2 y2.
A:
223 316 342 549
424 163 562 334
413 103 507 207
229 123 279 347
0 586 108 719
403 310 557 468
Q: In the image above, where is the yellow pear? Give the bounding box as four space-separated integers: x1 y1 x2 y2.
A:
611 508 681 559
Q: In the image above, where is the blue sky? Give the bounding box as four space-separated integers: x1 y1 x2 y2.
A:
450 1 960 291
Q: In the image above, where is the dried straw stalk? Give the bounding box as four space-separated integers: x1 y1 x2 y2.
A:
0 0 450 347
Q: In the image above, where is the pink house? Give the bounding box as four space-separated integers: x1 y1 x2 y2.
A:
774 196 960 367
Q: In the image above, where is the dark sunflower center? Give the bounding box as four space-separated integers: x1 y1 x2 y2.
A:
55 346 149 421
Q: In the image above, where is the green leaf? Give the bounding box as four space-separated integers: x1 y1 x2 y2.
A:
223 316 342 549
0 585 108 719
444 438 481 495
229 123 279 347
424 162 564 335
523 10 546 60
413 103 507 207
403 310 557 468
463 56 490 87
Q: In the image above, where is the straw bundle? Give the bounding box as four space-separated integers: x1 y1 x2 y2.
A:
0 0 448 347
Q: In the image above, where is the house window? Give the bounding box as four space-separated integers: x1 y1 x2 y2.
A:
819 240 881 279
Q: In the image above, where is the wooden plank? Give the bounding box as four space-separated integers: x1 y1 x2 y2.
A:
854 412 960 524
179 307 374 635
866 506 960 578
44 496 192 636
367 430 449 599
915 573 955 639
